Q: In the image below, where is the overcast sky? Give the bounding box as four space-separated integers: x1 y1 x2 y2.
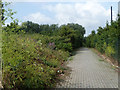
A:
3 0 119 36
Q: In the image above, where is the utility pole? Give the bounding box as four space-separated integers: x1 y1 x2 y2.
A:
118 1 120 15
111 6 113 24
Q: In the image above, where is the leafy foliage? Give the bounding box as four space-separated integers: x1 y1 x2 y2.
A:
4 21 85 52
2 30 70 89
2 15 86 89
85 17 120 62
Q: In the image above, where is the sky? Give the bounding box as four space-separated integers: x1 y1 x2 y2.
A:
3 0 120 36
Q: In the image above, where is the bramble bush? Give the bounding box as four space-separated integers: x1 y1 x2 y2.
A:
24 34 73 52
19 22 85 51
2 18 85 89
2 30 69 89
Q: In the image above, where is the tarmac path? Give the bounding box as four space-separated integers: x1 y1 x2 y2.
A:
56 48 118 88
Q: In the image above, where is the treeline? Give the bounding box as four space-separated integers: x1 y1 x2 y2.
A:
85 16 120 62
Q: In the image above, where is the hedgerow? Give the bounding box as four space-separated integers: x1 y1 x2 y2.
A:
85 16 120 62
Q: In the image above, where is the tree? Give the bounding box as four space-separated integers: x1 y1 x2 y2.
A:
1 2 17 25
86 18 120 62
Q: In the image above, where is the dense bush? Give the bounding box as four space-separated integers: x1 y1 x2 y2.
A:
19 22 85 51
85 16 120 62
2 30 69 89
2 21 85 88
4 22 85 52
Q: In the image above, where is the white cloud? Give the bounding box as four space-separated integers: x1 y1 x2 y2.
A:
23 2 117 36
24 12 53 24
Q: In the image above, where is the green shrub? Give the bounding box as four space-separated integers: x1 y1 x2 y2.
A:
2 31 69 89
86 20 119 61
105 45 115 57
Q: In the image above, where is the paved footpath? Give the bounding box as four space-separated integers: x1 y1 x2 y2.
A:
56 48 118 88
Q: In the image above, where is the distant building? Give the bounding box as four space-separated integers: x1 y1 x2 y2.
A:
118 1 120 15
